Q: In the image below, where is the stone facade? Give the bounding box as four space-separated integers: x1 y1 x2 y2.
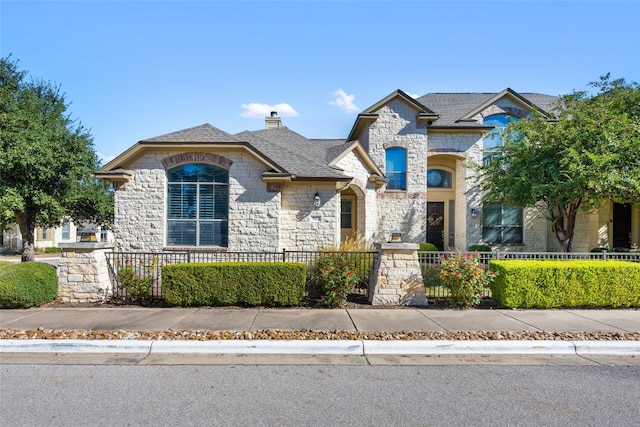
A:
367 99 429 243
368 243 428 306
57 243 114 302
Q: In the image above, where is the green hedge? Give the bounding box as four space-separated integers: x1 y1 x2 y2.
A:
419 242 438 252
0 262 58 308
161 262 306 307
489 260 640 308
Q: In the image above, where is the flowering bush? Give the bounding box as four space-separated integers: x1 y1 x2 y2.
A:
307 252 359 308
439 251 497 308
117 256 158 305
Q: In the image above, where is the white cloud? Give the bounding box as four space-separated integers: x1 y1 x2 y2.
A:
408 93 420 99
240 103 299 118
329 89 360 113
97 152 115 164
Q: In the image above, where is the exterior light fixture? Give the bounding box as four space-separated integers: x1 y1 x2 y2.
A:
470 208 479 219
313 192 321 208
390 230 403 243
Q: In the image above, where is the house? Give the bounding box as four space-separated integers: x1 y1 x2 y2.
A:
0 220 114 253
94 89 639 253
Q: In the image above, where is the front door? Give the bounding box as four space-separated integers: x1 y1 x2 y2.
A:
426 202 445 250
612 203 632 248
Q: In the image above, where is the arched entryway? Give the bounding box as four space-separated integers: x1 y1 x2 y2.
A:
426 155 461 250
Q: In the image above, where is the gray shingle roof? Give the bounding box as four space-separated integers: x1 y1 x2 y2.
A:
416 92 559 127
141 123 241 143
234 128 349 180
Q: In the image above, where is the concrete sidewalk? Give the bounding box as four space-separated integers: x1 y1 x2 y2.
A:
1 307 639 357
1 307 639 333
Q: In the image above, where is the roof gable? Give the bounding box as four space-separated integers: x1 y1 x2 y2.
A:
416 91 559 128
347 89 439 141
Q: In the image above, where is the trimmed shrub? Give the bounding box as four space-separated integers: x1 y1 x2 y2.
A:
439 251 497 308
468 245 492 252
419 242 438 252
308 252 360 308
0 262 58 308
590 247 609 253
162 262 306 307
490 260 640 308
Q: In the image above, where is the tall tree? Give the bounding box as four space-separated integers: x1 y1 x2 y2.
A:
0 56 113 261
477 74 640 252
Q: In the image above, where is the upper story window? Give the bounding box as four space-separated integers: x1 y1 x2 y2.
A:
386 147 407 190
167 163 229 247
426 169 452 188
483 114 519 165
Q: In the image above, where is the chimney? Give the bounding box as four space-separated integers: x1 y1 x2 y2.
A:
265 111 282 129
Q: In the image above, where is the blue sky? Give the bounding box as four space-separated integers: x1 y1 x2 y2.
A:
2 1 639 163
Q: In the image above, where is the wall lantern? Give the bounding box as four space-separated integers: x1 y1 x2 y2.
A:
313 192 321 208
470 208 479 219
390 229 403 243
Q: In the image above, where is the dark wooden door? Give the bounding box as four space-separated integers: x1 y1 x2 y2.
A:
612 203 632 248
426 202 445 250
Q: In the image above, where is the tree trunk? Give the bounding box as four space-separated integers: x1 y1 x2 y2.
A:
551 201 579 253
17 213 36 262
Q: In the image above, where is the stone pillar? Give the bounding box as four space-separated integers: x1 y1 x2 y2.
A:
368 243 428 306
57 243 115 302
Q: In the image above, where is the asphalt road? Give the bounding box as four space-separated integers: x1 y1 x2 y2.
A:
2 364 639 426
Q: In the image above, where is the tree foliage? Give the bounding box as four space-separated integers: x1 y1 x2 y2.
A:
478 74 640 252
0 56 113 261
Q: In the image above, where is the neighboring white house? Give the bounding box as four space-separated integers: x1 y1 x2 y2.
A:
0 220 114 253
93 89 639 253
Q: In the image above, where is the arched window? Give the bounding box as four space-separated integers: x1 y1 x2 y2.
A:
386 147 407 190
426 169 452 188
167 163 229 247
483 114 519 165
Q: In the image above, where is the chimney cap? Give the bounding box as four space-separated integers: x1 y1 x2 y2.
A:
270 111 278 117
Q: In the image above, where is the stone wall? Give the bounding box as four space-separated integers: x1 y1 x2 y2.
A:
114 150 281 252
280 183 340 250
57 244 114 302
334 150 379 242
367 99 429 243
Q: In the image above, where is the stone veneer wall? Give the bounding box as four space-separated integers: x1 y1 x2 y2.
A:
368 99 429 243
334 150 379 241
57 244 114 302
114 150 281 252
280 183 340 250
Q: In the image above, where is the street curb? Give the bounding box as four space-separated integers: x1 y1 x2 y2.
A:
1 339 639 356
150 340 364 355
362 340 577 355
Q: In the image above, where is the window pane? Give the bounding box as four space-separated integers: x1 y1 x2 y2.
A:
199 185 214 219
482 227 501 244
427 169 452 188
483 204 502 226
386 148 406 190
341 199 352 229
167 221 196 246
168 184 197 219
503 227 523 244
214 185 228 219
503 206 522 225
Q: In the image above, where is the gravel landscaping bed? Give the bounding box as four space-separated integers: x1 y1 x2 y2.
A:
1 329 638 341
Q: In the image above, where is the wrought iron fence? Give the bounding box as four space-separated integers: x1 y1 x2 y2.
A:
418 250 640 300
106 250 377 300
